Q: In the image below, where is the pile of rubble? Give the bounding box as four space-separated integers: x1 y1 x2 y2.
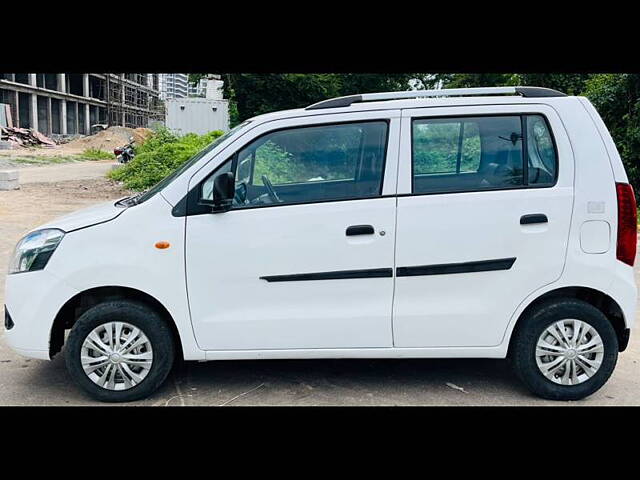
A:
0 126 57 149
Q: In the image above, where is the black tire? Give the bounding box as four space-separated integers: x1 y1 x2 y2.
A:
65 300 175 402
511 298 618 401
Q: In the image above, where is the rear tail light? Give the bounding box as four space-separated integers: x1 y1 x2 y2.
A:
616 182 637 266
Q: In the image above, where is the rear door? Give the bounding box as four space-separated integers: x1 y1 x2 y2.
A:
393 104 574 347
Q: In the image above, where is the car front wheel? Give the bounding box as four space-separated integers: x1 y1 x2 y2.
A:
65 300 175 402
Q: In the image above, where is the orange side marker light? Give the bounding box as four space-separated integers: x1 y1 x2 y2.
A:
155 241 171 250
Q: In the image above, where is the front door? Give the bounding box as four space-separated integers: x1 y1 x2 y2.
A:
185 114 400 351
392 105 574 348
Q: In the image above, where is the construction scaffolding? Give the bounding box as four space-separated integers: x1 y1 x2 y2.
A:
0 73 164 136
103 74 164 129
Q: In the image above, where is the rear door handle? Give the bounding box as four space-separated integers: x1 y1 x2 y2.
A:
346 225 375 236
520 214 548 225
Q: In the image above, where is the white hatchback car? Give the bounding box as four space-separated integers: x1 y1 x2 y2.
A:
4 86 637 402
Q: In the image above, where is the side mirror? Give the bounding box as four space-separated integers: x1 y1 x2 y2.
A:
211 172 235 213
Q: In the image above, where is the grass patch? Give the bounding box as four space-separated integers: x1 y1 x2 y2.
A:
6 149 113 166
8 155 81 165
79 148 113 160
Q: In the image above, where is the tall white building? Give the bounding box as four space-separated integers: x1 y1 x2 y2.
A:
205 76 224 100
159 73 189 100
187 75 224 98
188 78 207 98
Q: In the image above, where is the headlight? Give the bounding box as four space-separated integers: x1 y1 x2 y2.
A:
8 229 65 274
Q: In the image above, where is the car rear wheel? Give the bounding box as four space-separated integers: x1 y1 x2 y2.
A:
65 300 175 402
511 298 618 401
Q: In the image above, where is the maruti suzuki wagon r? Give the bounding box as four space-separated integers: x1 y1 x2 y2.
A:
4 86 637 402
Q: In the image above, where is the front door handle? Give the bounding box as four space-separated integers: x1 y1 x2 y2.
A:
346 225 375 236
520 214 548 225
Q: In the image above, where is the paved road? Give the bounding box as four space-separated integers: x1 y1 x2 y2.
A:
0 161 638 405
12 160 114 184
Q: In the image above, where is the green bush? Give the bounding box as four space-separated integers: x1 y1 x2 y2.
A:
134 126 179 155
80 148 113 160
109 129 225 191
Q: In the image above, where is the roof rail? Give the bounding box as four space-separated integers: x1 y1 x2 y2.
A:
305 86 567 110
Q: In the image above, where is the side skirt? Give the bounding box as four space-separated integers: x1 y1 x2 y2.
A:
204 346 508 361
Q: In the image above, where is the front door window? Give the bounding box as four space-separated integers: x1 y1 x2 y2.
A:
201 121 389 208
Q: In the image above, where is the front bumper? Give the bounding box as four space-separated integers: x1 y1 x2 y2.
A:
3 269 79 360
619 328 631 352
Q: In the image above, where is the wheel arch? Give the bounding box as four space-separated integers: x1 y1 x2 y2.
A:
50 285 184 360
507 286 629 356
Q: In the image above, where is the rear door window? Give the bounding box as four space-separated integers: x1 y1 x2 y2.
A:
411 114 557 194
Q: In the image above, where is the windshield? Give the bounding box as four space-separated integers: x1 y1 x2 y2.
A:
123 121 252 206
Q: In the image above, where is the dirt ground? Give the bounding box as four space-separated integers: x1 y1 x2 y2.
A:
0 126 152 165
1 161 639 406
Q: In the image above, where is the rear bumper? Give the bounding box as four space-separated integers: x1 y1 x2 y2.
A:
3 270 79 360
609 262 638 331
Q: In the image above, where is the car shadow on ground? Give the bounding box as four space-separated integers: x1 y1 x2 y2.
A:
167 357 538 406
10 351 542 406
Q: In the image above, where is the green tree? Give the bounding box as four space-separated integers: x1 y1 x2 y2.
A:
435 73 591 94
584 74 640 192
222 73 416 124
188 73 207 86
437 73 514 89
513 74 592 95
334 73 415 95
223 74 341 124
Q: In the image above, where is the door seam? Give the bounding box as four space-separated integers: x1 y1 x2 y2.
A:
390 115 403 347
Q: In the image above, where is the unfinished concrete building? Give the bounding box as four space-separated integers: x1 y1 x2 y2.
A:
0 74 164 137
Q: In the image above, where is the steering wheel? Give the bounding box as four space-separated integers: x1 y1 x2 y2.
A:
261 175 282 203
234 182 248 205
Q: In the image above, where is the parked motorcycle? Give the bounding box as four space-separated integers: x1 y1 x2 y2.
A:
114 136 135 164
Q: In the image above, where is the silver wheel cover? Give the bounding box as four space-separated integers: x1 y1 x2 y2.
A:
81 322 153 391
535 319 604 386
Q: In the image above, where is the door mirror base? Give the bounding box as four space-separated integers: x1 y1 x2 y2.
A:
210 201 232 214
200 172 235 214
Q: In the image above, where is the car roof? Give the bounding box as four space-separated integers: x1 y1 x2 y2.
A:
247 91 576 125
